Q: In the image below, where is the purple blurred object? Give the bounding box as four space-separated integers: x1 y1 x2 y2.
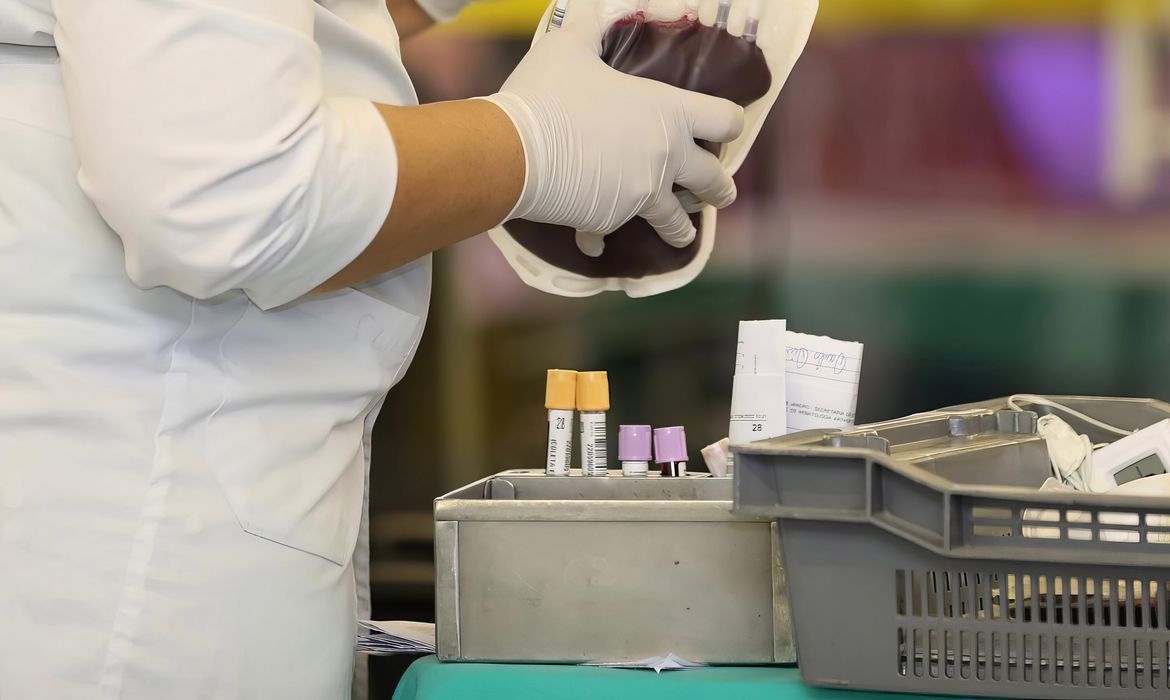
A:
618 425 653 461
653 426 689 464
980 30 1105 203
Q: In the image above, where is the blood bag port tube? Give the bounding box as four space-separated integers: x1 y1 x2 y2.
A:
654 426 689 477
714 0 732 30
743 0 761 42
577 371 610 476
545 370 577 476
548 0 569 31
618 425 652 476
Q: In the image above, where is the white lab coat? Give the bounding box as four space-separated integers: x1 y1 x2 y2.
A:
0 2 428 698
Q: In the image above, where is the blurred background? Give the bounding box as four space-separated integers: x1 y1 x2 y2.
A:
369 0 1170 691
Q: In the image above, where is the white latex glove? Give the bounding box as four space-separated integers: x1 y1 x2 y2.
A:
414 0 485 23
414 0 463 22
483 0 744 256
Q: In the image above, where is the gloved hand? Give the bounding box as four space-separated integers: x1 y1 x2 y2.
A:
483 0 744 256
414 0 491 23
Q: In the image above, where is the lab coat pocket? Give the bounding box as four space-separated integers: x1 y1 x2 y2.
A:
207 290 422 566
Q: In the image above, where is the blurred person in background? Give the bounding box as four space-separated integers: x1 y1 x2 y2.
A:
0 0 745 698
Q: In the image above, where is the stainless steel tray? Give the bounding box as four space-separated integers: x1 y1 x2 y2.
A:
434 469 792 664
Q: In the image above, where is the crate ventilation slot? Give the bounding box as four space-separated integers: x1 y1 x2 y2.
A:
969 505 1170 545
896 569 1170 689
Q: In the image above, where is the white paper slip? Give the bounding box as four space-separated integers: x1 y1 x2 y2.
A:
356 641 432 655
355 639 434 655
359 620 436 645
356 620 436 656
735 320 787 375
730 373 787 443
585 653 706 673
785 331 864 434
729 320 787 446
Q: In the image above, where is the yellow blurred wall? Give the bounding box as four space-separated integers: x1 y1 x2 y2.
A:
444 0 1167 36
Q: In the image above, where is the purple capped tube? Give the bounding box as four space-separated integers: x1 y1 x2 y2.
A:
618 425 653 476
654 426 689 477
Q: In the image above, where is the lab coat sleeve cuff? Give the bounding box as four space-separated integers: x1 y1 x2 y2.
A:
415 0 470 23
244 98 398 311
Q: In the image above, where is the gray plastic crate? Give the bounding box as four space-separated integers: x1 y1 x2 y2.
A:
734 396 1170 699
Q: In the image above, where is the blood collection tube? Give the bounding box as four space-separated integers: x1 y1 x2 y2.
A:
545 370 577 476
618 425 652 476
577 371 610 476
654 426 689 477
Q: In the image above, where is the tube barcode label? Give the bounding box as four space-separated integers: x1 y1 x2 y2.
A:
580 412 608 476
592 421 607 464
546 409 574 476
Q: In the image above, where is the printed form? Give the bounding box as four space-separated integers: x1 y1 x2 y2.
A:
785 331 864 434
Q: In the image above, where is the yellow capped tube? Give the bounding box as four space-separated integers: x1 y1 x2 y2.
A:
576 371 610 476
545 370 578 476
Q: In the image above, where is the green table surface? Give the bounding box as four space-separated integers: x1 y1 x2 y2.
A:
392 657 967 700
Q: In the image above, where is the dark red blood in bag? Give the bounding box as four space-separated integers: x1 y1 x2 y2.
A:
602 14 772 109
501 14 772 280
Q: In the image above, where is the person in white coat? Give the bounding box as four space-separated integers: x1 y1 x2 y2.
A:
0 0 744 697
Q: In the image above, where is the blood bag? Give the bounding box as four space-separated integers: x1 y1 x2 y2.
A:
490 0 818 298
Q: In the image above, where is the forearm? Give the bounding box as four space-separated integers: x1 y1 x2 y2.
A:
315 99 523 292
387 0 436 40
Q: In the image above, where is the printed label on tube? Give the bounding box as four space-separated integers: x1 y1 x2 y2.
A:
580 412 608 476
546 409 574 476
